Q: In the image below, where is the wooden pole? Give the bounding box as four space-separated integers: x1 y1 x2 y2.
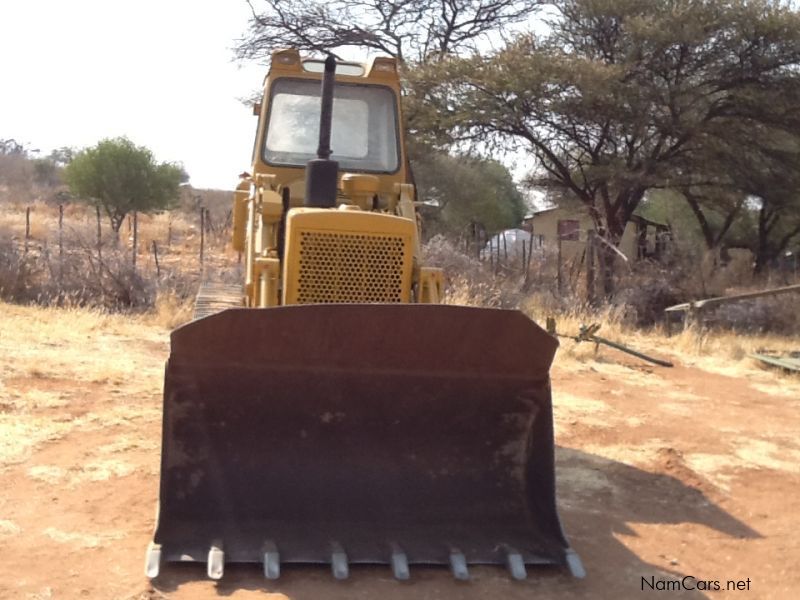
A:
199 206 205 269
151 240 160 278
598 240 607 299
24 206 30 254
167 213 172 248
132 211 138 270
95 206 102 260
525 233 534 285
58 204 64 289
522 234 533 285
586 230 596 306
557 234 563 295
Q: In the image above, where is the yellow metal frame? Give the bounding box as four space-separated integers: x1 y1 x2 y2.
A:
419 268 445 304
230 49 443 308
252 49 408 202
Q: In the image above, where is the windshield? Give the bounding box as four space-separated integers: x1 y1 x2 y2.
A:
263 78 400 173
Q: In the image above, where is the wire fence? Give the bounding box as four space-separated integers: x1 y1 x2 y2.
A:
459 222 619 303
0 204 236 309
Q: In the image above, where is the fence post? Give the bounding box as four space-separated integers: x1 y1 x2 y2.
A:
95 206 102 260
597 234 607 299
58 204 64 291
24 206 31 254
167 213 173 248
586 230 596 306
132 211 138 271
557 235 563 295
152 240 161 278
199 206 205 269
525 234 534 285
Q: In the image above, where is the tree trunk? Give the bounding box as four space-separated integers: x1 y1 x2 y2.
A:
754 204 771 274
108 209 125 244
683 191 741 251
599 243 617 298
684 192 716 250
598 213 626 298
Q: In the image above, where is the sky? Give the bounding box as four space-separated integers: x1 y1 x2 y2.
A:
1 1 266 190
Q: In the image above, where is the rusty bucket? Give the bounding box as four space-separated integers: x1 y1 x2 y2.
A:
146 304 583 580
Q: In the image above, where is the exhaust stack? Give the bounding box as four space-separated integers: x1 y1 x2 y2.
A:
305 54 338 208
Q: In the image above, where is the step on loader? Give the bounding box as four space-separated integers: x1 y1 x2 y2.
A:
146 50 584 583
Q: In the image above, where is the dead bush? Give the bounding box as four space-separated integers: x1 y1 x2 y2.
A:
611 262 685 327
423 235 524 308
704 295 799 334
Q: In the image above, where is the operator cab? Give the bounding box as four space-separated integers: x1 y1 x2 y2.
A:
263 77 400 174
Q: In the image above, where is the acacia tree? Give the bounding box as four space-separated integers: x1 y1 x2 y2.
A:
411 148 527 235
417 0 800 292
236 0 541 64
672 111 800 269
728 146 800 272
65 137 185 234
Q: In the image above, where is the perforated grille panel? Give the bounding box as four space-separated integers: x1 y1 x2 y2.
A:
296 231 408 303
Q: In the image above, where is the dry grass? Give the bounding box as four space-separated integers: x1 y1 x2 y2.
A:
436 241 800 382
146 291 194 329
0 300 168 466
0 200 238 311
542 305 800 389
2 203 796 382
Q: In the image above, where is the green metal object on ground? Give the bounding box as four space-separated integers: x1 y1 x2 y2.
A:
546 319 673 368
750 352 800 373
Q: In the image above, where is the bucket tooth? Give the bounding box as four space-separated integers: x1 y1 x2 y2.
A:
331 542 349 580
449 549 469 581
565 549 586 579
144 542 161 579
263 541 280 580
505 547 527 580
389 543 410 580
207 544 224 580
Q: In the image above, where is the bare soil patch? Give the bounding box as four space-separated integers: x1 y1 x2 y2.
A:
1 302 798 599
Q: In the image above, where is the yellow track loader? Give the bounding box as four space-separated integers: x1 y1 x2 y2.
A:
146 50 583 582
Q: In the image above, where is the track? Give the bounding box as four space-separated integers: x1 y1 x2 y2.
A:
192 283 244 320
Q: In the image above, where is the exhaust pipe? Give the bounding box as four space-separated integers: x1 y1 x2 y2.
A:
305 54 338 208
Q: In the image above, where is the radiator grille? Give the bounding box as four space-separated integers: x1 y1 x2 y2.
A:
297 231 407 303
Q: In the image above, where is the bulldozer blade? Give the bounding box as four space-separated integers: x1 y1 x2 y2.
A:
149 304 581 579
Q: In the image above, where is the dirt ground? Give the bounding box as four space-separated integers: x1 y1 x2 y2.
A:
1 301 798 599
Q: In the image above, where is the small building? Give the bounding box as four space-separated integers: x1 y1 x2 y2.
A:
524 205 670 262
